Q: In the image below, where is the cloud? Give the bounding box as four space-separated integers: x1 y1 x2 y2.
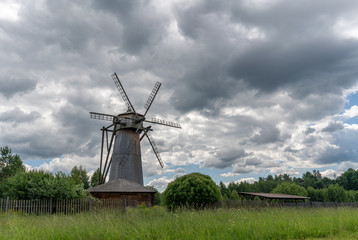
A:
0 107 41 124
0 77 37 98
92 0 169 55
320 169 337 179
236 177 257 184
342 105 358 118
202 148 247 169
322 121 344 133
146 176 173 192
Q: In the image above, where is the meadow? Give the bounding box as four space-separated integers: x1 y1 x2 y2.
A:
1 206 358 239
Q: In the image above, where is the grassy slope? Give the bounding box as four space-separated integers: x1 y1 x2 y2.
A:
1 207 358 239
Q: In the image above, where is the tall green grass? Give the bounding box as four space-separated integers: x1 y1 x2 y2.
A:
1 207 358 239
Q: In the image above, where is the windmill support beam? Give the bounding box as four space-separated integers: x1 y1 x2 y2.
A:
100 123 117 184
99 127 105 185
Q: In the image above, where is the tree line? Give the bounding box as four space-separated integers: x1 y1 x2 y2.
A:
218 169 358 202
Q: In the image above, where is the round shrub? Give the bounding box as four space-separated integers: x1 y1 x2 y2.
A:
163 173 221 211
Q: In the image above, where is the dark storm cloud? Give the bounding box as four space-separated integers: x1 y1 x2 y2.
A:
249 125 281 145
316 148 356 165
305 127 315 135
284 147 299 153
0 108 41 123
168 0 358 113
92 0 168 55
170 65 240 113
228 39 358 93
202 148 248 169
322 122 344 133
318 127 358 163
0 77 37 98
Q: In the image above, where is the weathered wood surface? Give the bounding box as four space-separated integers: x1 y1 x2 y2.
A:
109 129 143 185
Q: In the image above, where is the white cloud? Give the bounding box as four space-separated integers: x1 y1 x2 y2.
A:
342 105 358 118
320 169 337 179
146 176 173 192
236 177 257 184
34 154 98 174
0 1 20 21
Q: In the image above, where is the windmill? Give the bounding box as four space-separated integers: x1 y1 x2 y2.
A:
90 73 181 186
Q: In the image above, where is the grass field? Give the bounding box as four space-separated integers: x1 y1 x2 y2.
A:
1 206 358 239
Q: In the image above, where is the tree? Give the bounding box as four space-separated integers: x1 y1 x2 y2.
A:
302 171 324 189
1 170 87 200
0 146 25 181
337 168 358 190
219 181 228 197
258 176 277 193
70 165 90 189
307 186 325 202
163 173 221 211
146 186 162 205
324 184 347 202
90 168 100 187
230 190 240 200
272 182 308 197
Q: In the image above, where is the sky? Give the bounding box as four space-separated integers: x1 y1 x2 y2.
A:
1 0 358 191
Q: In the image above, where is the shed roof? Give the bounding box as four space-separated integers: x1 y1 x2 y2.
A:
239 192 309 200
88 178 155 193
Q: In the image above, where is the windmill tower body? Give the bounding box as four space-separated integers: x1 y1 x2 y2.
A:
90 73 181 186
109 129 143 184
109 113 144 185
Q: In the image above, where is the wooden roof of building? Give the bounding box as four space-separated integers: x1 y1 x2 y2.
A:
88 178 155 193
239 192 310 200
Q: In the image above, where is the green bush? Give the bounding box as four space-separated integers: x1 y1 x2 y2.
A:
272 182 308 196
1 170 87 200
163 173 221 211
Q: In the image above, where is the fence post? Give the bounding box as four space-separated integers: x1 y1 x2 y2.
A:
124 199 126 213
89 198 92 212
5 197 9 212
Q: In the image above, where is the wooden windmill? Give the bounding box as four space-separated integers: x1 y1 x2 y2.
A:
90 73 181 186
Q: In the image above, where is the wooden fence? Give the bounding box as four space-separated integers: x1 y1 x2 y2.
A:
0 198 137 215
209 200 358 209
2 198 358 215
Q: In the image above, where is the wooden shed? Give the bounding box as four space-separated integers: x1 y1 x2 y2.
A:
88 178 156 207
238 192 309 202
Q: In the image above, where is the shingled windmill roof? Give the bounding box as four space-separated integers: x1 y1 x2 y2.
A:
88 178 155 193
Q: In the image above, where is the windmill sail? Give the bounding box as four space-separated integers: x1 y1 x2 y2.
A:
145 131 164 168
144 81 161 116
145 118 182 129
111 73 136 113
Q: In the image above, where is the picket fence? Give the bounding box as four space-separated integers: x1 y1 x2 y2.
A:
0 197 135 215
